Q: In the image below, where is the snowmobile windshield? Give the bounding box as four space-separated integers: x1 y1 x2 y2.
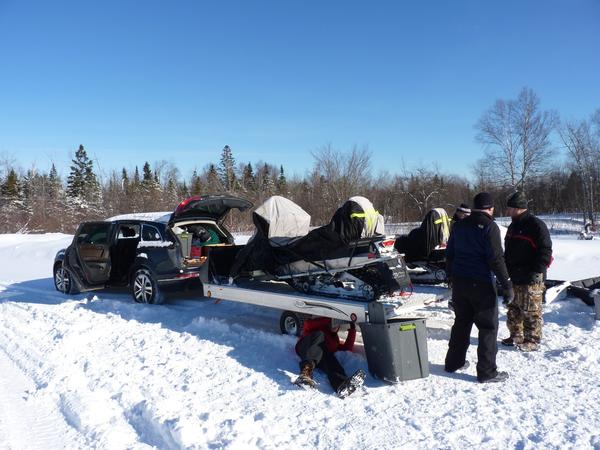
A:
169 195 253 223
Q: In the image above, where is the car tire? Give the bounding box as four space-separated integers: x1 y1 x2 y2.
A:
131 268 164 304
279 311 305 336
54 264 78 295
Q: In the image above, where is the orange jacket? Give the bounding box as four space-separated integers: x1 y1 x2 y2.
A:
296 317 356 353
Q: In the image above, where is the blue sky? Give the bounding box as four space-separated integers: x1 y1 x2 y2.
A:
0 0 599 181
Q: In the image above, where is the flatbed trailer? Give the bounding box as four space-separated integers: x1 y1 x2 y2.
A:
202 278 435 334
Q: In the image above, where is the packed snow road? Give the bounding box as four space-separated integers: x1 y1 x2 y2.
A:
0 233 599 449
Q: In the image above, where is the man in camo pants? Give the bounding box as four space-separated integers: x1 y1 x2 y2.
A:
502 191 553 352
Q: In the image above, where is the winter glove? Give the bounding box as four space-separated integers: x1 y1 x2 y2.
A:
531 272 544 284
502 286 515 305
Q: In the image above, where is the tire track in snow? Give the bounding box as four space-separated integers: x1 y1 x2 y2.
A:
0 347 88 449
0 300 153 449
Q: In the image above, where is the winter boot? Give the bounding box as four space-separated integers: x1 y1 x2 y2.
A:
478 371 509 384
294 361 317 389
336 369 366 399
517 341 539 352
501 336 524 347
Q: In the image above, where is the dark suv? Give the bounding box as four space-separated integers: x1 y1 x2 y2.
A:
53 195 252 303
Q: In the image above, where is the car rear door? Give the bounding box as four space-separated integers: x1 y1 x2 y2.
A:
74 222 113 285
170 195 253 223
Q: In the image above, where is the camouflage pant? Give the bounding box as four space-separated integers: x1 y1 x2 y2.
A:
506 282 545 344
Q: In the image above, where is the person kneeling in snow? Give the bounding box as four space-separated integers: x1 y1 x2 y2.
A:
295 317 365 398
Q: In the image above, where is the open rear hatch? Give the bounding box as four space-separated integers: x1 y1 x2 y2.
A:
169 195 253 224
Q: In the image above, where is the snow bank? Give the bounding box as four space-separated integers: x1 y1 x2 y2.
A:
0 233 599 449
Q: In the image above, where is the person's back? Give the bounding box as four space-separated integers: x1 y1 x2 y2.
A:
447 211 506 285
444 192 513 384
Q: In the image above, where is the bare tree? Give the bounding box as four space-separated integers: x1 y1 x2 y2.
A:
558 118 599 223
311 144 372 210
476 87 557 190
400 164 444 219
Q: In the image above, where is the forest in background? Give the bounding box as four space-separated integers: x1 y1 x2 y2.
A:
1 87 599 233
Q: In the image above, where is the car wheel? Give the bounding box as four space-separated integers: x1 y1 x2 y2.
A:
280 311 305 336
54 264 76 294
132 268 164 304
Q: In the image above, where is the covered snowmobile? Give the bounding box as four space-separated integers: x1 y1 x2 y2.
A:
394 208 451 284
231 196 410 301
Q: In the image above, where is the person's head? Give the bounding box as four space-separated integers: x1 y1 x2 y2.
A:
506 191 528 219
455 203 471 220
472 192 494 215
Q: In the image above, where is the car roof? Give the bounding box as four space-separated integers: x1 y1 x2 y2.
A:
104 212 172 222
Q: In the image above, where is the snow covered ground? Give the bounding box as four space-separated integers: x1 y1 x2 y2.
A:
0 233 599 449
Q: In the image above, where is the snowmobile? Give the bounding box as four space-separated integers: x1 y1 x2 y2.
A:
394 208 451 284
578 222 596 240
230 196 411 301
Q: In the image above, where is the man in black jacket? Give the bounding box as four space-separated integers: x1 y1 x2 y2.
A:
502 191 553 352
445 192 513 383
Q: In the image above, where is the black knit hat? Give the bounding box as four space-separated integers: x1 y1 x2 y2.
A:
473 192 494 210
457 203 471 213
507 191 528 209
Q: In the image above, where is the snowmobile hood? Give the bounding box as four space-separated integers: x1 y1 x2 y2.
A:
170 195 253 223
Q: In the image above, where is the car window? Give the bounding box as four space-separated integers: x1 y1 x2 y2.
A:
117 224 140 239
142 224 163 241
77 223 111 245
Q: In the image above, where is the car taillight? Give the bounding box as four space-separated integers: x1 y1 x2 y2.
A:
380 239 396 247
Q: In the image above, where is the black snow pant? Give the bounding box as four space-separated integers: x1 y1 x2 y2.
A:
445 277 499 381
296 331 347 391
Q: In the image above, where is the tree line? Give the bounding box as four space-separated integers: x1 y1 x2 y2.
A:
1 87 599 234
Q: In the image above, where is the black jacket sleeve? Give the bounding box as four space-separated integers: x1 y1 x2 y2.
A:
486 222 512 290
533 218 553 274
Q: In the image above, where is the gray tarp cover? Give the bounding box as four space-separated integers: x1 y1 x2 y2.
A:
253 195 311 246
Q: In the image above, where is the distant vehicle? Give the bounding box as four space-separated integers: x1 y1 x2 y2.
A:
53 195 252 303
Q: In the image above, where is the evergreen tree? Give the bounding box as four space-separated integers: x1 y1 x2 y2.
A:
48 163 62 201
163 177 179 208
129 166 143 212
65 145 102 221
241 163 256 193
0 169 26 233
66 145 92 199
178 181 190 200
260 163 275 196
1 168 20 198
276 165 287 194
190 169 203 196
218 145 236 192
206 164 222 192
140 162 161 210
